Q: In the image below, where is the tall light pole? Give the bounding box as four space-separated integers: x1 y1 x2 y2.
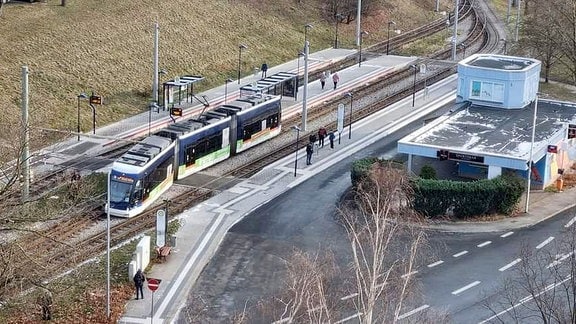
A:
148 102 159 136
334 13 343 48
21 66 30 202
237 44 247 84
525 94 540 213
345 92 353 139
152 22 160 103
106 171 111 320
358 31 368 67
387 21 396 55
356 0 362 46
292 125 301 177
304 23 313 47
410 64 418 107
451 0 459 61
77 93 87 141
514 0 521 42
224 78 233 103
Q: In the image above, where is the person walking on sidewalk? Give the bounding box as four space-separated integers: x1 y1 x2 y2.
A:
133 269 145 300
329 131 335 149
306 142 314 165
318 127 327 147
319 71 327 90
332 71 340 90
261 63 268 78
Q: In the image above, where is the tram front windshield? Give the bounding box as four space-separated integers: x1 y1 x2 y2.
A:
110 179 134 203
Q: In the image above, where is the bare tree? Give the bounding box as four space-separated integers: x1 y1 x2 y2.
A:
485 220 576 323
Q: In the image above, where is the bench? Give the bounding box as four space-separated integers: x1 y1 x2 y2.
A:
155 246 172 262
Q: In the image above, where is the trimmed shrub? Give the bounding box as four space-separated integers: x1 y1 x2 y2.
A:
412 175 525 218
419 164 437 179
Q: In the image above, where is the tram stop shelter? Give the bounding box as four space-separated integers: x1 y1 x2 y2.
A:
239 72 297 99
162 75 204 109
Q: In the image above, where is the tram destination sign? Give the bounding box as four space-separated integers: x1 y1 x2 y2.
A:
448 152 484 163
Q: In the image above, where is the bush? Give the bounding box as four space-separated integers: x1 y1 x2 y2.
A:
419 164 437 179
351 157 404 187
412 175 525 218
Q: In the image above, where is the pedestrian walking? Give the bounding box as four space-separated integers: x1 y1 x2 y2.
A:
332 71 340 90
306 142 314 165
329 131 336 149
309 133 317 145
133 269 145 300
261 63 268 78
319 71 327 90
318 127 327 147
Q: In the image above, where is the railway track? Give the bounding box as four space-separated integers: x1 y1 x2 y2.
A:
3 0 498 300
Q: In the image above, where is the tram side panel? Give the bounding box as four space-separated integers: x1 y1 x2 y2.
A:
108 142 176 218
234 97 282 154
176 117 231 180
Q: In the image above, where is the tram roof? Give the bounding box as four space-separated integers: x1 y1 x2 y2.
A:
117 135 172 167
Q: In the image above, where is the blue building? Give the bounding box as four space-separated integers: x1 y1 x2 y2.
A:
398 54 576 189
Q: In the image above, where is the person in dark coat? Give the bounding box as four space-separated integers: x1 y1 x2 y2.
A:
318 127 327 147
306 142 314 165
332 71 340 90
261 63 268 78
133 269 145 300
329 131 336 149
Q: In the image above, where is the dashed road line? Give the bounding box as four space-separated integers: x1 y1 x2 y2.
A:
477 241 492 248
340 292 358 301
500 231 514 238
401 270 419 279
453 250 468 258
396 305 430 320
452 281 481 295
565 216 576 228
334 312 362 324
499 258 522 272
536 236 554 249
427 260 444 268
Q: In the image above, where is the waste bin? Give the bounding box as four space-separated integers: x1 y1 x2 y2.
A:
169 235 177 248
556 178 564 192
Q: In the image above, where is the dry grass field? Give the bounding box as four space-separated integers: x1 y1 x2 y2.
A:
0 0 448 149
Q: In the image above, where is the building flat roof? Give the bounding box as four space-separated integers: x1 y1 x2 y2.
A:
399 100 576 160
462 54 538 71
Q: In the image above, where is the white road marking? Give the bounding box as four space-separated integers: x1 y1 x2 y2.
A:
500 231 514 238
477 241 492 248
451 281 481 295
546 260 561 269
499 258 522 272
565 216 576 228
340 292 358 301
427 260 444 268
396 304 430 320
401 270 419 279
536 236 554 249
453 250 468 258
334 312 362 323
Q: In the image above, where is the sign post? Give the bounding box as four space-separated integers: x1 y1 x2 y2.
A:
147 278 161 324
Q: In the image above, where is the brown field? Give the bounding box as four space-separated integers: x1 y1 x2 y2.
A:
0 0 448 150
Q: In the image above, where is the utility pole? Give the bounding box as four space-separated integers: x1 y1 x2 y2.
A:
21 66 30 202
302 41 309 131
356 0 362 46
514 0 521 42
451 0 459 61
152 22 159 103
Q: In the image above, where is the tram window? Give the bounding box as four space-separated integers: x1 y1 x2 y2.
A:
266 113 279 129
243 121 262 140
185 134 223 166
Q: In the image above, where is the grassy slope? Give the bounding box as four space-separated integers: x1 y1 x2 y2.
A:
0 0 448 147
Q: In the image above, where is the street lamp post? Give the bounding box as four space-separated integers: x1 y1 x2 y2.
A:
410 64 418 107
292 125 301 177
387 21 396 55
76 93 87 141
525 94 540 213
345 92 353 139
304 23 313 45
358 31 368 67
334 13 343 48
237 44 247 84
224 78 234 103
302 24 313 131
148 102 159 137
